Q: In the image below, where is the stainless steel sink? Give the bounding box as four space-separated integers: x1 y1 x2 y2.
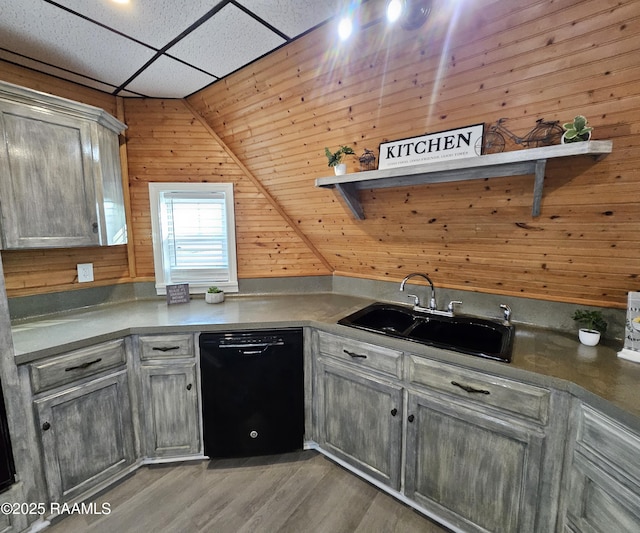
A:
338 302 514 362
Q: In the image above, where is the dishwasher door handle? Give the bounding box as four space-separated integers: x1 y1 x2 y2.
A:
240 349 266 356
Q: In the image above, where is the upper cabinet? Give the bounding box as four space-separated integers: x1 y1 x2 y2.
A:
0 81 127 249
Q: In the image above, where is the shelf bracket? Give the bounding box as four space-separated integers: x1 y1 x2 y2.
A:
335 183 365 220
531 159 547 217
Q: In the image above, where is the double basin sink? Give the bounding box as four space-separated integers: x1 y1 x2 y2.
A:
338 302 515 362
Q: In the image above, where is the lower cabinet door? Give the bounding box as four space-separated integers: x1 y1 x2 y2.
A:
317 361 403 489
564 455 640 533
563 404 640 532
140 363 200 459
404 391 545 533
34 370 135 503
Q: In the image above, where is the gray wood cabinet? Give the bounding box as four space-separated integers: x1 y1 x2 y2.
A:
314 332 404 489
34 369 135 503
404 391 545 532
562 403 640 532
405 355 567 533
139 363 200 459
316 360 403 489
313 330 568 532
136 334 201 460
0 81 127 249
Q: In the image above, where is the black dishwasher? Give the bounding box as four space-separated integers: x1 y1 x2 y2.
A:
199 328 304 458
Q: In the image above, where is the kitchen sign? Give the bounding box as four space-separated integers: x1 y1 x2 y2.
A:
378 123 484 170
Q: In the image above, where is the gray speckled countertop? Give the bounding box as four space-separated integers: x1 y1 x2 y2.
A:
11 293 640 428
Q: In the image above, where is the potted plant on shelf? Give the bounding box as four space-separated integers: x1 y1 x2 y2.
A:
205 286 225 304
562 115 593 143
325 145 355 175
572 309 607 346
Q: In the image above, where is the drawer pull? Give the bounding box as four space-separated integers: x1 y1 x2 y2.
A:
152 346 181 352
65 358 102 372
343 349 367 359
451 381 490 395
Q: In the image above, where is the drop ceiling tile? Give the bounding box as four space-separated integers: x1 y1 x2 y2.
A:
124 55 217 98
237 0 341 37
51 0 220 49
0 50 120 94
0 0 155 87
167 3 286 78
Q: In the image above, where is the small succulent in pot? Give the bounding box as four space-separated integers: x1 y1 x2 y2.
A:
562 115 593 143
205 286 225 303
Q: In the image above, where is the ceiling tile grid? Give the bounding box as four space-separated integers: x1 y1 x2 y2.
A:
0 0 344 98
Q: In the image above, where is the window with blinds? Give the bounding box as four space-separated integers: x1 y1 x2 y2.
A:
149 183 238 294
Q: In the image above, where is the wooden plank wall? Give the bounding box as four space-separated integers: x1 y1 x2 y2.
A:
188 0 640 308
123 98 330 280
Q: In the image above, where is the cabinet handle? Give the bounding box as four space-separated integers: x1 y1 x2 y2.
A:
92 222 98 233
407 414 415 423
152 346 180 352
390 408 398 417
451 381 490 395
65 358 102 372
343 349 367 359
42 422 51 431
186 383 192 391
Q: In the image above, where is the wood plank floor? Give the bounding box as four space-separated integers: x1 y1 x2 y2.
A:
47 450 450 533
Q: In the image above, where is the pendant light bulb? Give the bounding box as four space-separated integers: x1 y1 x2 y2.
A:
338 16 354 41
386 0 404 23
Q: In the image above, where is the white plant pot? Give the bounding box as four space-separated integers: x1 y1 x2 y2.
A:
333 163 347 175
205 292 224 304
578 328 600 346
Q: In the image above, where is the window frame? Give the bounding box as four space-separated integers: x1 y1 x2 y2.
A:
148 182 238 295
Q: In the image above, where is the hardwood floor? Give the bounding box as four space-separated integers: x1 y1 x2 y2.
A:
46 451 450 533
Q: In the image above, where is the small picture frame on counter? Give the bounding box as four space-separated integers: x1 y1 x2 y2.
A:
166 283 190 305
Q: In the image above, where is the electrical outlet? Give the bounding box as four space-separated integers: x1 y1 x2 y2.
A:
77 263 94 283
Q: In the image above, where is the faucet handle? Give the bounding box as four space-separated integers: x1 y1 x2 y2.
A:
447 300 462 314
406 293 420 307
500 304 512 322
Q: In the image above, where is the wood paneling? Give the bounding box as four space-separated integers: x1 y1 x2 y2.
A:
123 98 330 280
1 0 639 305
188 0 640 308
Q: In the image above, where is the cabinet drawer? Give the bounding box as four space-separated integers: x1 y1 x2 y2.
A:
576 405 640 487
30 339 126 394
317 332 402 378
138 334 194 360
406 354 550 424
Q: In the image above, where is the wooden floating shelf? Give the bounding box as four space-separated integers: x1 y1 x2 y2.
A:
315 141 613 220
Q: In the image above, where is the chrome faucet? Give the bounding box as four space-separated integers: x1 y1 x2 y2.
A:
400 273 437 311
500 304 512 323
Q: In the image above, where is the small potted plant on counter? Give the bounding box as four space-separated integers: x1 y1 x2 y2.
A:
562 115 593 143
205 286 225 304
572 309 607 346
325 145 355 175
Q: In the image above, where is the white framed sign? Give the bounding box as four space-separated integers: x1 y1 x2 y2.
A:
378 123 484 170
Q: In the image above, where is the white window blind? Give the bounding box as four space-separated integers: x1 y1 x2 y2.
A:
149 183 238 294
